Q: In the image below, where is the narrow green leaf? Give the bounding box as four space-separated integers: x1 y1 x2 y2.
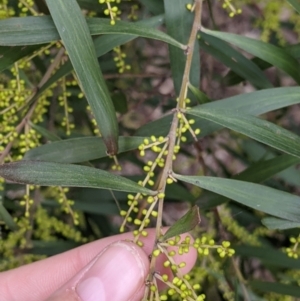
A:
24 136 146 163
164 0 200 94
188 84 211 104
261 217 300 230
174 174 300 222
111 92 128 114
30 240 78 256
197 154 300 210
0 161 156 195
0 16 183 49
287 0 300 13
199 32 273 89
235 154 300 183
160 205 200 242
30 15 165 115
77 0 104 11
224 43 300 86
139 0 165 14
0 45 42 72
0 196 18 231
29 122 61 142
235 245 300 269
46 0 118 155
250 281 300 297
202 28 300 84
187 107 300 158
87 18 184 49
137 87 300 138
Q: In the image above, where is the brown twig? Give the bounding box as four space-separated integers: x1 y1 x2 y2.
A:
142 1 203 299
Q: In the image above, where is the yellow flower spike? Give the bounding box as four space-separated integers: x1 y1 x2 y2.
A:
197 247 203 254
151 135 156 142
143 138 149 145
147 196 154 203
158 161 165 168
153 249 161 257
185 236 191 244
120 210 127 216
140 150 145 156
148 179 154 186
290 237 297 243
172 277 179 285
158 192 165 199
168 250 176 256
147 161 153 166
186 3 192 10
167 178 173 184
150 285 156 292
158 136 165 142
209 239 215 245
229 249 235 256
194 128 201 135
180 283 187 291
137 240 144 247
126 217 132 222
179 262 186 268
143 166 151 172
203 248 209 256
120 226 125 233
134 219 142 225
184 246 189 253
132 208 138 213
133 230 139 236
168 240 175 246
175 235 181 243
151 211 158 217
142 209 147 215
160 295 168 301
163 260 170 267
188 119 195 124
193 284 200 290
222 241 231 248
141 230 148 237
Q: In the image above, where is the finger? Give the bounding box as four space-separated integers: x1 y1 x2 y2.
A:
0 229 196 301
0 231 142 301
45 241 149 301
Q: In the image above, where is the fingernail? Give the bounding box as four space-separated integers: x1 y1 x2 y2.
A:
76 241 148 301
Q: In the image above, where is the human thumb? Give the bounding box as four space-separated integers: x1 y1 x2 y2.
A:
45 241 150 301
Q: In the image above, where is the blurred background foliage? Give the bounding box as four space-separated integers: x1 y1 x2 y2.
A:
0 0 300 300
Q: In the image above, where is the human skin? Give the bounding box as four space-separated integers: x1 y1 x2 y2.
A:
0 229 197 301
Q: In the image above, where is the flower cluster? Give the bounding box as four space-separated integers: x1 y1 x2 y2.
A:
221 0 242 17
99 0 121 25
284 235 300 259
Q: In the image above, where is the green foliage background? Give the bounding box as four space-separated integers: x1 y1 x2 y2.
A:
0 0 300 300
